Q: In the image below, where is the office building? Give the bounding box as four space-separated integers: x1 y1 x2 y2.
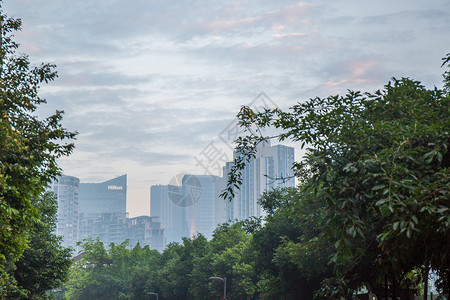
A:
150 184 187 245
216 141 295 223
78 211 128 246
150 142 294 244
78 174 128 246
79 174 127 214
186 175 219 240
151 174 218 244
215 162 234 226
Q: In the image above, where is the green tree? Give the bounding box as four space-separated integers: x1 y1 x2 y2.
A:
211 235 256 299
0 5 76 292
224 63 449 298
64 238 160 300
157 235 208 300
128 243 162 299
189 222 258 300
252 187 333 299
7 192 72 299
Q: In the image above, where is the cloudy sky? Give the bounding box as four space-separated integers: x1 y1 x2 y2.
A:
4 0 449 217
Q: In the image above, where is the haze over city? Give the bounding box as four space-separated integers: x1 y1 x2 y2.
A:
4 0 449 217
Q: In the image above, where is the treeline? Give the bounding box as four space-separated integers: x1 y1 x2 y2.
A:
55 187 333 300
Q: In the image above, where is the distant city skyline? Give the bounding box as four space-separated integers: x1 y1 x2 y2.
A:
52 174 165 251
4 0 449 217
150 141 295 245
52 141 295 249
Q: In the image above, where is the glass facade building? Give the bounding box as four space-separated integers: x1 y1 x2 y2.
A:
79 174 127 214
49 175 80 249
186 175 218 240
151 175 218 245
51 174 167 251
215 141 295 223
77 174 128 246
234 141 295 220
150 184 187 245
78 211 128 246
127 216 164 252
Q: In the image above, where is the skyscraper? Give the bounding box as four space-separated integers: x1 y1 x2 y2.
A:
149 142 294 245
78 175 128 246
78 212 128 246
185 175 219 240
151 174 219 245
150 184 187 245
79 174 127 214
49 174 80 249
216 141 295 223
215 161 234 226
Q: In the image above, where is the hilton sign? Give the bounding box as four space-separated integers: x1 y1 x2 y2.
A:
108 185 123 190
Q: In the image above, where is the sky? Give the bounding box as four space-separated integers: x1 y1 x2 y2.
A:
3 0 450 217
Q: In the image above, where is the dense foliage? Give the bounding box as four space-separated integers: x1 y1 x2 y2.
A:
7 192 73 299
0 4 76 295
223 60 450 298
62 213 326 300
59 223 257 300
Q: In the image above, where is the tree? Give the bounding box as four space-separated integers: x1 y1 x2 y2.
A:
7 192 72 299
64 238 161 300
251 187 333 299
0 5 76 291
62 236 209 300
209 222 258 300
224 61 450 298
157 235 208 300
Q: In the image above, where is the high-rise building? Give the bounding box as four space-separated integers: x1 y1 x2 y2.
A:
127 216 164 252
186 175 219 240
78 175 128 246
150 184 187 245
150 174 219 245
215 162 234 227
49 175 80 249
150 142 294 244
216 141 295 223
79 174 127 214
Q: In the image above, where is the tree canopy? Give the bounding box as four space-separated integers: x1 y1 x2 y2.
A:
60 223 258 300
223 60 450 298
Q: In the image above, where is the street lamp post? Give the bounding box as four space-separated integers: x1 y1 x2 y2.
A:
147 292 158 300
210 276 226 299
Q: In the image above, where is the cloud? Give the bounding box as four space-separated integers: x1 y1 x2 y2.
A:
4 0 450 216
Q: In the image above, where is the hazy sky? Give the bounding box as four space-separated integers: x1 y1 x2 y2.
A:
4 0 449 217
